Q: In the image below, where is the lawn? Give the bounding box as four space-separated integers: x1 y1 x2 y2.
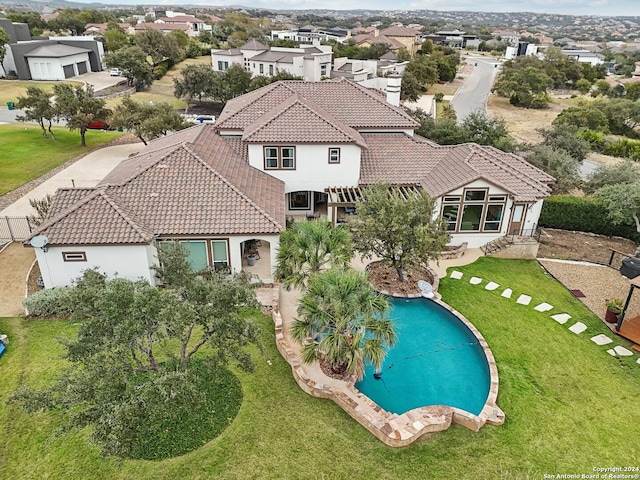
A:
1 258 639 478
0 80 83 106
0 124 123 196
105 56 213 111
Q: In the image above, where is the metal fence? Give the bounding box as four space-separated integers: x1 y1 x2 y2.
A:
0 216 34 243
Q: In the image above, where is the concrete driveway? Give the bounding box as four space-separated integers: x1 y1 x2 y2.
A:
0 142 144 217
76 70 127 92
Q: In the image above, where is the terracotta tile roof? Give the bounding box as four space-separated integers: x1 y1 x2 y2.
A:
134 23 188 32
33 189 154 246
216 79 418 132
31 128 285 246
359 133 553 202
381 26 421 37
352 33 406 50
242 94 366 147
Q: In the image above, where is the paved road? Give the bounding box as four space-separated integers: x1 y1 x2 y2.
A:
450 55 500 122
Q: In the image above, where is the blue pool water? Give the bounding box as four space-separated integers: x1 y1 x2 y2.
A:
356 297 491 416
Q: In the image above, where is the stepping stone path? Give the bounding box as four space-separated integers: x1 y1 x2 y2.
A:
614 345 633 356
450 269 640 365
568 322 587 334
534 302 553 312
551 313 571 324
590 334 613 346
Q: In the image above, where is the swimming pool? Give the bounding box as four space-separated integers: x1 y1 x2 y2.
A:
356 297 491 416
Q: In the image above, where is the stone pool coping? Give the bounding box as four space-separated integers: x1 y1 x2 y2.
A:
271 285 504 447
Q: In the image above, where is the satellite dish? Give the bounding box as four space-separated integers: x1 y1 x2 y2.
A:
30 235 49 249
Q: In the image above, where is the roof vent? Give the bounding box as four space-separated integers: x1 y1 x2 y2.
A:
150 192 159 198
157 163 168 169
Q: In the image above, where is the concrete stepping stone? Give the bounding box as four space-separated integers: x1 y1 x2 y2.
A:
450 271 463 279
568 322 587 334
590 334 613 346
637 358 640 365
551 313 571 324
607 349 617 356
485 281 499 291
516 294 531 305
469 277 482 285
501 288 512 298
534 302 553 312
614 345 633 356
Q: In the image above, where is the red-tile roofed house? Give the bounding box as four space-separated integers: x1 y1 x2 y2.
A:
28 78 553 288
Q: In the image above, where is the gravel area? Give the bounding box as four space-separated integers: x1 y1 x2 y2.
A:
538 259 640 323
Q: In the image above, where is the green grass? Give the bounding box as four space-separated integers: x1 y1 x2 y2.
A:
0 80 83 106
2 258 640 478
0 124 123 196
436 99 450 118
106 56 213 111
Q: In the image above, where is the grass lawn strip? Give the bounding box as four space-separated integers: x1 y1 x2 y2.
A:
2 258 640 478
0 124 123 196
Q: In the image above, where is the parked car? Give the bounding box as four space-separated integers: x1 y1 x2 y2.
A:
87 121 109 130
109 68 122 76
188 115 216 124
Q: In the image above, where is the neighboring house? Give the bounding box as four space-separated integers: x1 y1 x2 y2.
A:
271 26 352 43
28 79 553 288
0 19 104 80
83 23 134 36
425 30 480 49
331 56 408 96
352 29 408 55
154 15 210 36
492 29 520 45
561 49 605 66
134 23 190 36
378 26 422 55
212 41 333 81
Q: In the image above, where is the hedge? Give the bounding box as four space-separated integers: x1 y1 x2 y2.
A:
22 287 72 317
539 195 640 242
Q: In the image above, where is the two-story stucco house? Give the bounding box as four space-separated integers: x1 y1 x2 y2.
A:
26 79 553 288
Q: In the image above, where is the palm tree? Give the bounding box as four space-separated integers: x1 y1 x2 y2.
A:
274 220 353 290
291 268 396 380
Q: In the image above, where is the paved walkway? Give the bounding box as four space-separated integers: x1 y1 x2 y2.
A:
0 142 143 217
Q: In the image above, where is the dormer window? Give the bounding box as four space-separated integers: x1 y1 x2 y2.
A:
264 146 296 170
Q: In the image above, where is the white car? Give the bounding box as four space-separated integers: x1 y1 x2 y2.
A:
109 68 122 76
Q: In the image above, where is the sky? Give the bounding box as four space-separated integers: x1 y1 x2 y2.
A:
77 0 639 16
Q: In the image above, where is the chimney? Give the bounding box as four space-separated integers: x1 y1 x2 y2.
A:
374 28 379 37
346 30 352 39
386 74 401 107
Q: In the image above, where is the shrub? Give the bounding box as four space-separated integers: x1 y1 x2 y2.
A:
22 287 72 317
539 195 640 241
434 92 444 102
603 138 640 161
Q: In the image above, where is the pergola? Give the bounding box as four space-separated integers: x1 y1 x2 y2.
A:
616 274 640 331
325 184 423 224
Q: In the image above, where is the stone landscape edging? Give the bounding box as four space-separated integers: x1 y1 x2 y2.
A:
271 283 504 447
